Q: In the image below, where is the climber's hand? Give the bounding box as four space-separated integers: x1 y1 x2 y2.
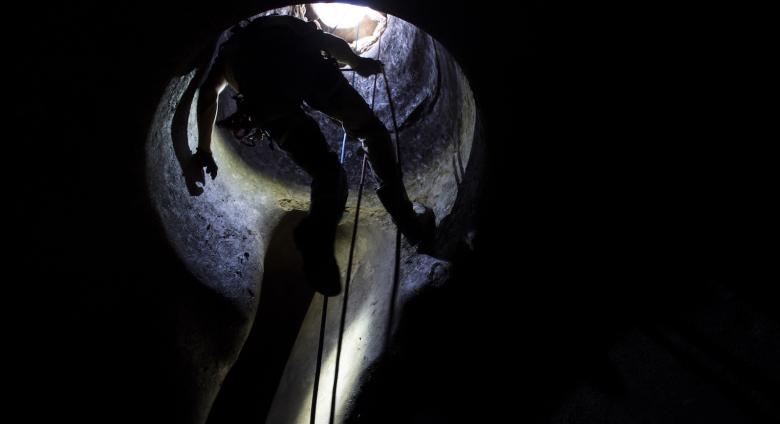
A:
184 148 218 196
354 57 383 77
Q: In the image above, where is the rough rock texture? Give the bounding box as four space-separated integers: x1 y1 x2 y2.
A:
146 8 480 423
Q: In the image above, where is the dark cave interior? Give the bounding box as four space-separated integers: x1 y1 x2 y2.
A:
12 1 778 423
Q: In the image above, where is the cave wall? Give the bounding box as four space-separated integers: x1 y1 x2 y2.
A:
146 7 480 422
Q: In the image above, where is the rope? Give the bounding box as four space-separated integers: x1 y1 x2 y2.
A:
313 20 376 424
321 18 407 422
309 15 411 422
328 21 364 424
380 65 404 349
310 25 358 422
310 294 328 424
340 23 360 163
327 21 384 424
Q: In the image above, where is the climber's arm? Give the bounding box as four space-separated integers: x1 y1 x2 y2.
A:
314 31 383 76
183 60 225 195
196 64 228 154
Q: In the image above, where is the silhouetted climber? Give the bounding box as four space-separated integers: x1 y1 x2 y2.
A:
184 15 434 296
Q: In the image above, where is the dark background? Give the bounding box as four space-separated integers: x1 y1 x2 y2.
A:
11 1 777 423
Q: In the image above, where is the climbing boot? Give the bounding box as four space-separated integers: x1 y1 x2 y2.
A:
376 184 436 251
293 218 341 296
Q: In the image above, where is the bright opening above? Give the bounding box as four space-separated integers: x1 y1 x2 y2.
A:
311 3 373 28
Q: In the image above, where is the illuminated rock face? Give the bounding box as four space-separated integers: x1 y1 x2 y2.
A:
146 6 483 423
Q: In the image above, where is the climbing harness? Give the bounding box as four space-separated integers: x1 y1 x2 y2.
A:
215 94 272 148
